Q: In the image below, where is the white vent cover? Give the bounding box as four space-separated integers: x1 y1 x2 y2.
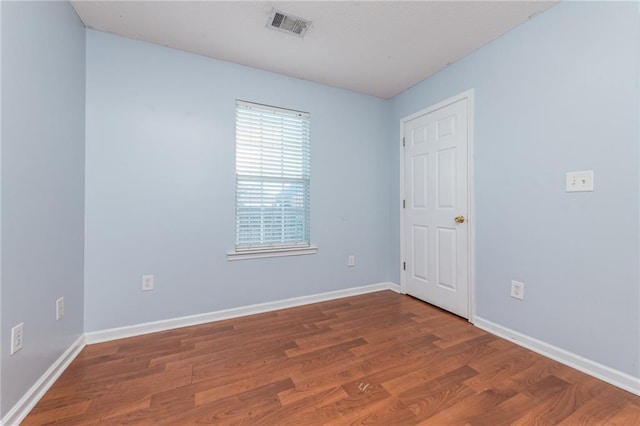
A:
267 9 311 37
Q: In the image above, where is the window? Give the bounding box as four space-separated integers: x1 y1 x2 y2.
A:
230 100 315 259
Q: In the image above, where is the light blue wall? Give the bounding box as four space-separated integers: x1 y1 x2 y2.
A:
84 30 392 331
391 1 640 377
0 0 3 409
1 0 86 416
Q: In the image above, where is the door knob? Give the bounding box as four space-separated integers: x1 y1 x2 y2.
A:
454 216 465 224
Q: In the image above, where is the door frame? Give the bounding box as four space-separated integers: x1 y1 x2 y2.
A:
399 89 476 323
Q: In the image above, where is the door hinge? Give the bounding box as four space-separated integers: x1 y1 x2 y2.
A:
402 199 406 209
402 137 405 147
403 262 406 271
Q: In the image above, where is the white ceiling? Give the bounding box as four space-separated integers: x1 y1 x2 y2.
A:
71 0 558 99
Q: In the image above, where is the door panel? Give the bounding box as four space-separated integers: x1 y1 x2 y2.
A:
412 225 429 282
437 226 457 291
403 97 469 318
437 148 456 208
412 155 428 208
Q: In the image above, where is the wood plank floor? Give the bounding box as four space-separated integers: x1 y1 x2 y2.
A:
23 291 640 425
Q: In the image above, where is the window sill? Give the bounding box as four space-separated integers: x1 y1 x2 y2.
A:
227 246 318 261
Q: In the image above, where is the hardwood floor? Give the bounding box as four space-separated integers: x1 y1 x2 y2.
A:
23 291 640 425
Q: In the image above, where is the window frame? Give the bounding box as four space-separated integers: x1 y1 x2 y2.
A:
228 100 317 261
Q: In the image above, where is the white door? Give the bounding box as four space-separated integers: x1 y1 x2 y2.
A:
403 96 470 318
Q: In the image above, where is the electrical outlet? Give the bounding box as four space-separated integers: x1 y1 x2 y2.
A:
142 274 154 291
566 170 594 192
56 297 64 320
511 280 524 300
11 323 24 355
348 255 355 267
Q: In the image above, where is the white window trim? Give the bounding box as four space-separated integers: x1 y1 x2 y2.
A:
234 100 313 258
227 246 318 261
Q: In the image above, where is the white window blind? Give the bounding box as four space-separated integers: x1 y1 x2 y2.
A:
235 100 311 252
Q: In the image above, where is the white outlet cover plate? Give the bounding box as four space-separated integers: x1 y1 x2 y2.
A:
56 297 64 320
511 280 524 300
566 170 594 192
11 323 24 355
142 274 154 291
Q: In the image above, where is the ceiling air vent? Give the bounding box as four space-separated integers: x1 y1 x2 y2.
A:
268 9 311 37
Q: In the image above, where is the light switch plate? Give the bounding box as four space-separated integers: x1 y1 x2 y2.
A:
566 170 594 192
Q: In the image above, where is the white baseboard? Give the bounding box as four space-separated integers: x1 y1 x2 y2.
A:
2 335 86 426
85 282 401 344
473 316 640 396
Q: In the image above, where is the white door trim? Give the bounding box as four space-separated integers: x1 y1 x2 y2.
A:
399 89 476 323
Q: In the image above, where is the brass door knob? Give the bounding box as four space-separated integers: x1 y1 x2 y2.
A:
454 216 465 224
